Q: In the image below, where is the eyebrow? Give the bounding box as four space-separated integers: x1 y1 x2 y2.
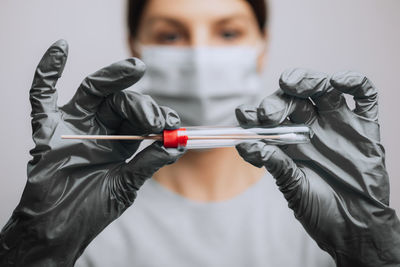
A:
215 14 253 25
145 17 186 28
145 14 252 28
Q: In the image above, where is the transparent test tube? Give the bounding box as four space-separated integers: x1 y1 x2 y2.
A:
165 125 312 149
61 125 312 150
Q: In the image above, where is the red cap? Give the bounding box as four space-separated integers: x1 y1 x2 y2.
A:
163 128 188 148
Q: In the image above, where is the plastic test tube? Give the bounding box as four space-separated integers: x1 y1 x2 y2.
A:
163 125 312 149
62 125 312 149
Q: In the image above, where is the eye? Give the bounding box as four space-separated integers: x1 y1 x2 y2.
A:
156 32 183 44
220 29 242 41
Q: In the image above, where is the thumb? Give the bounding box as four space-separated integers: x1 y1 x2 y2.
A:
236 142 306 210
123 143 183 181
30 39 68 116
115 143 183 204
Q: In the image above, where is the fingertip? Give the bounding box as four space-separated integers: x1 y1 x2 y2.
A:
235 104 259 128
236 141 267 168
330 71 365 91
236 141 257 155
279 68 301 88
122 142 184 183
237 141 297 177
279 68 329 98
51 39 69 54
160 106 181 130
257 93 290 125
146 101 166 133
127 93 165 133
330 71 379 121
119 58 146 83
84 58 147 96
39 39 69 76
127 57 146 77
147 142 185 164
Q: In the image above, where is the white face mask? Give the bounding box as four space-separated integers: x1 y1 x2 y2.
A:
134 46 264 126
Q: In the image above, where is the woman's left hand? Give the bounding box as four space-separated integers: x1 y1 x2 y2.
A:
235 68 400 267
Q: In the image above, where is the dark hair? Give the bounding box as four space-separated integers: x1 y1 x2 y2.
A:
127 0 268 38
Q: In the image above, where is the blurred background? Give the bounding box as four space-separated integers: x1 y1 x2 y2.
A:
0 0 399 225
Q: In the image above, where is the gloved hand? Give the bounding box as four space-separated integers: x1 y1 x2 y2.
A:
235 68 400 267
0 40 183 266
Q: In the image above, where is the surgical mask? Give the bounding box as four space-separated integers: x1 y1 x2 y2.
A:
134 45 264 126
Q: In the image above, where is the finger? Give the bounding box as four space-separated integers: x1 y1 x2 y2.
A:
236 142 305 208
236 91 316 127
159 106 181 130
30 39 68 116
330 71 378 121
64 58 146 117
279 68 344 111
116 143 183 204
257 90 317 126
235 104 259 128
96 91 165 134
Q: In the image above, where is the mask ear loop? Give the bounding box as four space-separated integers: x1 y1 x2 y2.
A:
253 42 271 74
255 41 266 54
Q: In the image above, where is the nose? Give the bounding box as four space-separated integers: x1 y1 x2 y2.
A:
188 23 211 46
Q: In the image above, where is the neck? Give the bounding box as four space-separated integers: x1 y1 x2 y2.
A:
153 147 265 202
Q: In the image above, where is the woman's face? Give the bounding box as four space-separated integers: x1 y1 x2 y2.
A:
130 0 267 69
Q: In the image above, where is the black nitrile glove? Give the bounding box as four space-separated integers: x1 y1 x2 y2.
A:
0 40 183 266
235 68 400 267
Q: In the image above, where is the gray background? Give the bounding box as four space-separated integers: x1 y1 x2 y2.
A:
0 0 399 225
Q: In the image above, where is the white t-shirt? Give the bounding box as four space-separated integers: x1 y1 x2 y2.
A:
76 173 335 267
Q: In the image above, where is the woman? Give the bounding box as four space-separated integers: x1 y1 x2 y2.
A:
76 0 335 266
1 0 399 266
77 0 400 265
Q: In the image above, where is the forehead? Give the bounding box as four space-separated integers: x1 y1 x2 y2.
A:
142 0 255 22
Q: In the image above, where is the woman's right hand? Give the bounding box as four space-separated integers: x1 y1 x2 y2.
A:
0 40 183 267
